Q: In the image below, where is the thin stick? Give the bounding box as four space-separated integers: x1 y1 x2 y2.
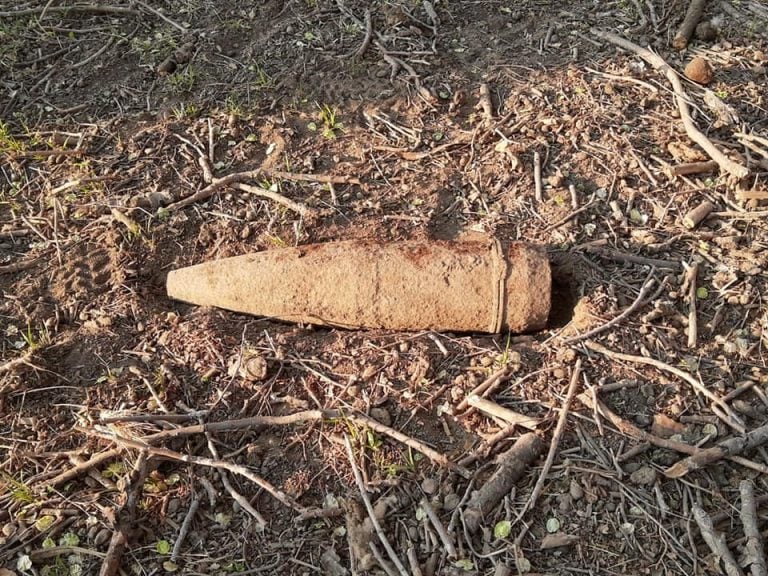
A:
47 448 122 487
207 118 215 169
664 421 768 478
563 271 656 343
513 358 581 537
420 497 457 558
584 340 744 432
668 161 719 177
202 420 266 528
88 428 305 514
455 366 510 412
99 451 149 576
533 151 543 201
584 246 681 270
354 9 373 59
344 435 409 576
692 505 743 576
171 493 200 562
369 542 399 576
478 83 493 122
466 396 540 430
740 479 768 576
133 0 188 33
232 182 312 216
0 5 141 17
683 200 715 228
91 408 469 477
685 262 699 348
592 29 749 178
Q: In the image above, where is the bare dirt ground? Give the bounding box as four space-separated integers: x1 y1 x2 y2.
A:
2 1 768 575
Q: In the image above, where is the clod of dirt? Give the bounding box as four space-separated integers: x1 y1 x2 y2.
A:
156 59 177 76
629 466 657 485
227 350 268 382
684 56 714 85
695 21 718 42
156 42 196 77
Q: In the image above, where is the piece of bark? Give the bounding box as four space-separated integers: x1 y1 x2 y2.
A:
464 432 543 533
673 0 708 50
540 533 580 549
665 422 768 478
99 452 149 576
683 200 715 229
692 505 744 576
668 161 718 178
740 480 768 576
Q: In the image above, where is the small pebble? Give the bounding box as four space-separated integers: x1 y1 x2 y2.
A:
553 367 566 379
370 407 391 426
421 478 438 494
167 498 181 515
94 528 111 547
629 465 657 486
569 479 583 500
443 493 461 511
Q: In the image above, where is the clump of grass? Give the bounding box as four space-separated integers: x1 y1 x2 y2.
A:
308 104 344 139
0 120 25 154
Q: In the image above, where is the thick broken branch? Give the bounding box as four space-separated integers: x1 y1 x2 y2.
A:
673 0 708 50
463 432 543 533
665 422 768 478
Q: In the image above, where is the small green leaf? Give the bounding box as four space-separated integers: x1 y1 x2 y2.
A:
156 539 171 555
696 286 709 299
215 512 232 527
455 558 474 571
35 515 56 532
42 536 56 549
546 517 561 533
307 121 318 132
163 560 178 572
493 520 512 539
59 532 80 546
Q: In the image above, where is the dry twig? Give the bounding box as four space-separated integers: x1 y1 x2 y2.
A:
99 451 149 576
512 359 582 544
692 505 743 576
463 432 543 533
665 422 768 478
684 262 699 348
592 29 749 179
87 428 305 514
562 270 656 343
171 493 200 563
740 479 768 576
344 435 409 576
584 340 744 432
